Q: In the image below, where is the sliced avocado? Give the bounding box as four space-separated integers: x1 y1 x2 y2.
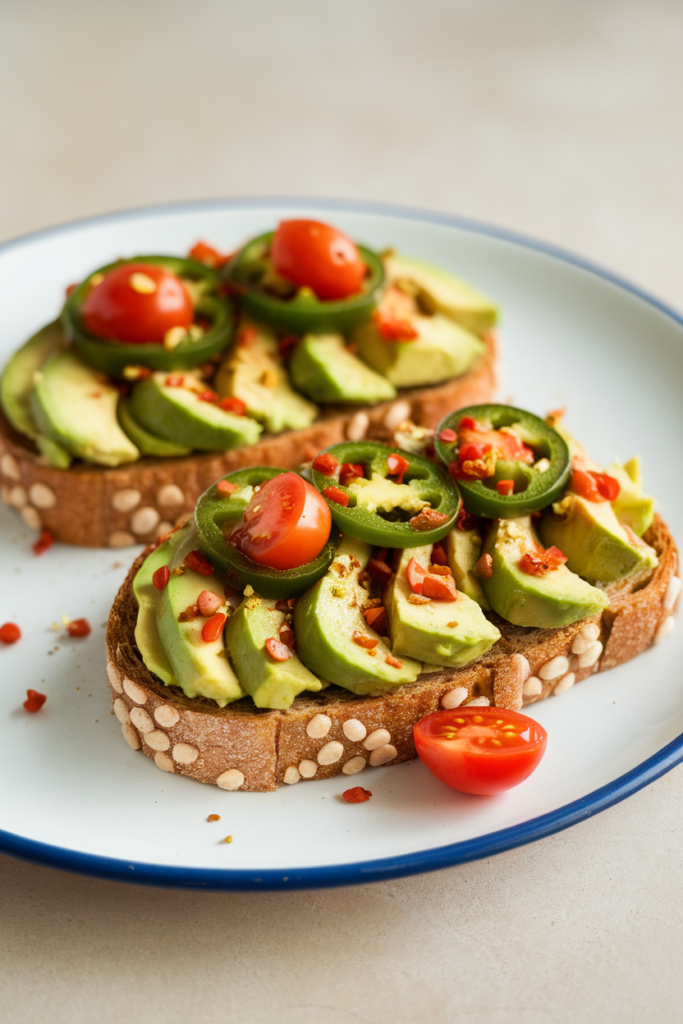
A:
214 321 317 433
481 516 608 628
445 526 490 609
385 252 498 333
604 458 655 537
156 526 244 706
385 546 500 668
224 595 322 709
294 535 420 694
118 397 191 458
31 349 139 467
133 525 189 686
539 495 658 585
35 435 72 469
289 333 396 405
353 314 486 388
129 372 262 451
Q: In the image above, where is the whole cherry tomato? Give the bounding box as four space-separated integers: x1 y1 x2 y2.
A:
414 707 547 795
271 219 366 300
81 262 194 343
231 472 332 571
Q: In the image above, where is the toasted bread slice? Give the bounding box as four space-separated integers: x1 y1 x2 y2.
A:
105 514 679 792
0 336 496 548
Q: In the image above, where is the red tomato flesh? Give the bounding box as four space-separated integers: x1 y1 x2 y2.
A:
81 263 193 343
414 708 547 796
271 219 366 300
231 473 331 570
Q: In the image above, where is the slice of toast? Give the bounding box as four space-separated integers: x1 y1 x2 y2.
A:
105 514 679 792
0 336 496 548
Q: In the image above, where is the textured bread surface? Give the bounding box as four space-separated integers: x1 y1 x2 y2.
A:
105 514 679 792
0 335 496 548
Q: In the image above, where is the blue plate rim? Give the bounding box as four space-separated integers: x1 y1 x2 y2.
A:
1 195 682 891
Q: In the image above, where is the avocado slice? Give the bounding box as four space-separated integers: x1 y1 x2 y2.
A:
224 595 323 709
214 321 318 433
539 495 658 585
604 458 655 537
294 535 420 693
445 526 490 610
118 397 192 458
353 314 486 389
481 516 609 628
289 333 397 405
133 525 189 686
156 526 244 705
129 372 262 451
385 252 498 333
385 546 500 668
30 349 139 467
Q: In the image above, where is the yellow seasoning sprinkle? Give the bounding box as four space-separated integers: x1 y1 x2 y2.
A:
223 836 233 844
129 271 157 294
207 814 220 822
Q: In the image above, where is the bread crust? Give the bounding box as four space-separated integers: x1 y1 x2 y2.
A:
105 514 679 792
0 336 496 548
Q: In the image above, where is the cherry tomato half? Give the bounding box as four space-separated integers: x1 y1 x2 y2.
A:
231 472 332 571
271 219 366 301
414 707 547 796
81 262 194 343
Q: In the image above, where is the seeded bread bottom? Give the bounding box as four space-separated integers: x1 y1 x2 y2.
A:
105 515 679 792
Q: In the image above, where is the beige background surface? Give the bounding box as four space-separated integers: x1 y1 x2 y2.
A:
2 2 683 1021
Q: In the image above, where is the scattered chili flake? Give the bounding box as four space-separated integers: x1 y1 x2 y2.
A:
279 625 296 650
438 428 457 443
201 612 227 643
67 618 91 638
218 396 246 416
188 240 231 268
406 556 427 594
385 654 403 669
223 835 233 844
571 469 620 503
367 557 393 586
496 479 515 496
198 389 219 404
278 334 299 359
430 542 448 565
409 507 450 531
363 605 388 635
323 486 349 507
459 416 476 431
217 479 239 495
428 563 452 576
265 637 292 662
408 592 431 605
185 550 215 576
33 529 54 556
339 462 364 487
342 786 373 803
23 689 47 713
313 452 339 477
238 325 257 347
165 375 185 387
152 565 170 591
207 814 221 822
422 572 457 601
178 604 199 623
476 553 493 579
387 453 409 485
352 630 379 650
519 546 568 577
0 622 21 644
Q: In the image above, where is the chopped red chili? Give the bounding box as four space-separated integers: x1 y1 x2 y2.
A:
188 241 231 268
363 605 388 635
201 612 227 643
373 310 419 342
422 573 457 601
342 786 373 803
339 462 364 487
0 622 21 644
438 428 457 443
218 396 246 416
496 479 515 496
428 563 452 577
312 452 339 477
33 529 54 556
367 557 393 586
323 486 349 507
352 630 379 650
165 375 185 387
406 557 427 594
198 389 219 404
265 636 292 662
409 507 450 531
67 618 91 638
23 689 47 713
519 546 568 577
387 453 409 485
238 325 257 347
152 565 170 591
476 553 493 579
185 550 215 576
385 653 403 669
217 479 239 495
458 416 476 430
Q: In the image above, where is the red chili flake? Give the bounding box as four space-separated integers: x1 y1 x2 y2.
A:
312 452 339 477
363 605 388 635
207 813 221 822
178 604 199 623
198 389 219 404
592 471 620 502
152 565 170 591
342 786 373 803
217 479 239 495
409 507 451 531
385 654 403 669
188 241 231 268
406 557 427 594
519 546 568 577
185 550 215 576
265 637 292 662
367 557 393 586
387 453 409 485
23 689 47 713
422 572 457 601
238 325 257 347
373 309 419 342
165 375 185 387
279 625 296 650
0 622 21 644
218 396 246 416
431 543 447 566
352 630 379 650
496 479 515 496
67 618 91 638
197 590 223 616
323 486 349 507
339 462 364 487
278 334 299 359
33 529 54 556
476 553 493 579
458 416 476 431
438 428 457 443
201 612 227 643
428 563 452 577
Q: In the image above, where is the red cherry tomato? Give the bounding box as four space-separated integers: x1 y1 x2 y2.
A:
81 263 194 343
271 220 366 300
414 707 547 796
231 473 332 570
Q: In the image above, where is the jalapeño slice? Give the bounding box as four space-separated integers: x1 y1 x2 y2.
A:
310 441 461 547
434 404 570 518
224 232 385 335
62 255 234 376
195 467 338 599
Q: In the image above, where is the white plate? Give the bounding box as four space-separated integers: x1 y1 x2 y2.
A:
1 199 681 890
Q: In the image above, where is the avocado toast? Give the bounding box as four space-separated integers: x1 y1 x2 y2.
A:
105 409 680 791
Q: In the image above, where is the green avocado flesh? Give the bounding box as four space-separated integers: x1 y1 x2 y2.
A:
31 349 139 467
445 526 490 610
289 333 397 404
481 516 609 628
386 546 500 669
214 321 317 434
539 495 658 586
224 596 322 709
118 397 192 457
294 535 421 694
133 527 186 686
384 253 498 334
353 314 486 389
129 372 262 451
605 459 655 537
155 526 244 705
